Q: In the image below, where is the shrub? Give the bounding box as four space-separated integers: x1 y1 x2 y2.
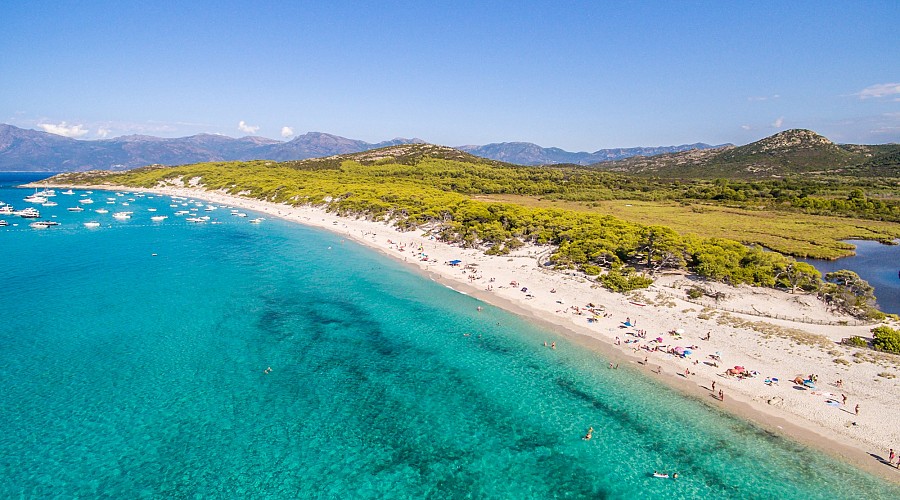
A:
871 326 900 354
842 336 869 348
598 267 654 292
686 287 704 300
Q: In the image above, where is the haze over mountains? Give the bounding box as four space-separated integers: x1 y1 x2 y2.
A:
2 124 898 178
0 124 722 172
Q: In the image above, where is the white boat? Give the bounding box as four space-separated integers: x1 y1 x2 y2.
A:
236 213 248 217
0 220 7 226
107 197 117 201
112 212 132 220
23 194 47 204
185 217 205 223
150 215 168 222
67 207 84 212
0 205 14 215
15 207 41 218
174 210 189 216
83 221 101 228
95 208 109 214
204 205 216 211
30 221 59 229
42 201 58 207
250 218 264 224
78 198 94 204
148 208 157 212
61 190 75 195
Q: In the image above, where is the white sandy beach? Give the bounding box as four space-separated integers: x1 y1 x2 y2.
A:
34 180 900 482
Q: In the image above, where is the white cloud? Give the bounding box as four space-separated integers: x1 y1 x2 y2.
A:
747 94 780 102
856 82 900 99
771 117 784 128
38 121 89 138
96 127 111 138
741 124 751 130
281 126 294 138
238 120 259 134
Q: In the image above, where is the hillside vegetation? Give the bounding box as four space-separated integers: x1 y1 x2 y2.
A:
596 129 900 179
49 143 900 317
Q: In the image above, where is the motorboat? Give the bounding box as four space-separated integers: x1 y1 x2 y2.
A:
15 207 41 218
42 201 58 207
148 208 157 212
250 218 264 224
30 220 60 229
61 190 75 195
112 212 132 220
78 198 94 204
0 220 7 226
67 207 85 212
95 208 109 214
185 217 206 223
150 215 168 222
0 205 14 215
83 221 101 228
23 194 47 204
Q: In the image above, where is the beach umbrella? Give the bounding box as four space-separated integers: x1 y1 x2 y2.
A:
674 346 685 354
655 337 664 342
683 349 692 355
734 366 745 372
675 328 685 335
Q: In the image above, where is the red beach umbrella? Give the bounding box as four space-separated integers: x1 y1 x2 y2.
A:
733 366 745 372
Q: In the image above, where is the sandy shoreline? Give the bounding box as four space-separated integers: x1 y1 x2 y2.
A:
29 181 900 483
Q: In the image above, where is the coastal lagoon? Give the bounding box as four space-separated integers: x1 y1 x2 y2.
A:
803 240 900 315
2 175 898 498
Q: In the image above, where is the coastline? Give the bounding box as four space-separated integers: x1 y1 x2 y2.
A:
28 180 900 484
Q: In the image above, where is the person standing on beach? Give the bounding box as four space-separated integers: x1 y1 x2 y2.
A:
711 381 715 391
842 394 847 405
890 448 895 464
855 404 860 416
719 390 724 401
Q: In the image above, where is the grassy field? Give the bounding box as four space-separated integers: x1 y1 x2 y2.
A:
472 195 900 259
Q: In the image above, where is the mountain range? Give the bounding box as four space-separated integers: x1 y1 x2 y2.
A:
456 142 723 166
0 124 720 172
596 129 900 178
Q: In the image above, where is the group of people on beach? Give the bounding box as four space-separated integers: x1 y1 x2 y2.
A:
889 449 900 469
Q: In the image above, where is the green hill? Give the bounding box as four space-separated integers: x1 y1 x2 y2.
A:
594 129 898 178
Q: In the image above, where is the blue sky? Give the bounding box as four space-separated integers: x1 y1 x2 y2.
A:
2 1 898 150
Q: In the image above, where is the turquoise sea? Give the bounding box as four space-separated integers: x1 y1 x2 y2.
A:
1 173 898 498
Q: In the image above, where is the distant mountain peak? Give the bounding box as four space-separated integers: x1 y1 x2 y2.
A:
592 129 900 178
749 129 835 153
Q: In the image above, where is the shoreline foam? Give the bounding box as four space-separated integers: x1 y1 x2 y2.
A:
29 181 900 484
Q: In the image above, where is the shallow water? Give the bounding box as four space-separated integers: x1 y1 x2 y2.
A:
1 175 898 498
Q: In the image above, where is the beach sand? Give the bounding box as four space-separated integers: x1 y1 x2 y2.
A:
33 180 900 483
